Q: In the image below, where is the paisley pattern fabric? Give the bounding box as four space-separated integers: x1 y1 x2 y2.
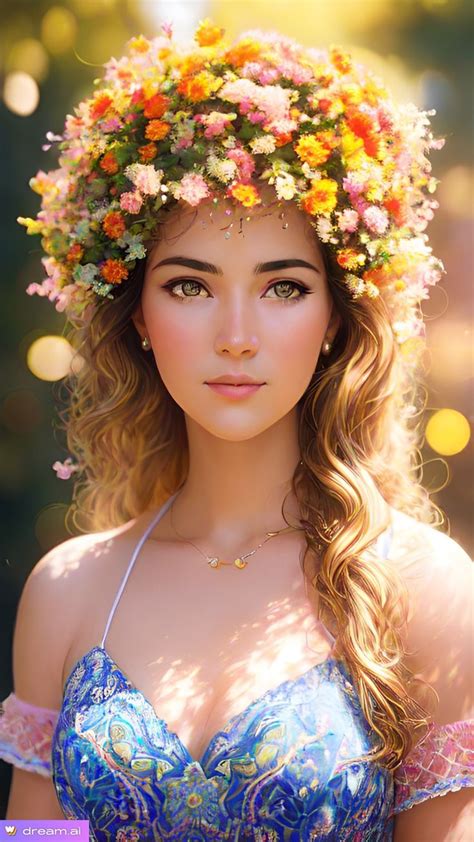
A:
51 645 396 840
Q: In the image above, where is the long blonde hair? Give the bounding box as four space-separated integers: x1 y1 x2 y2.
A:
58 229 443 772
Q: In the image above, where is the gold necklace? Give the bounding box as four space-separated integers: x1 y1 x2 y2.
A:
169 498 298 570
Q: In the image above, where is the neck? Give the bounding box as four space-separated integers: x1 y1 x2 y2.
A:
170 408 303 550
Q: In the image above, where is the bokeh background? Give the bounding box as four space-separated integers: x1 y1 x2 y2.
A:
0 0 472 814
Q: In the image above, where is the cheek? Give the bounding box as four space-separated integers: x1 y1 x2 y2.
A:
274 300 329 373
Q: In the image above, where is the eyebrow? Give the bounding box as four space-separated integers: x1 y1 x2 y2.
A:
151 256 321 275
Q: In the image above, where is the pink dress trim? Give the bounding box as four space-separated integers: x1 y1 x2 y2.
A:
391 718 474 815
0 692 60 778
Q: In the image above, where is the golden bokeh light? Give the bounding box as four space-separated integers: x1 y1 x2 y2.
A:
7 38 49 82
426 409 471 456
3 71 39 116
26 335 75 381
41 6 77 55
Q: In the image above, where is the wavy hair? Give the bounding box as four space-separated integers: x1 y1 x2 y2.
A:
57 215 444 772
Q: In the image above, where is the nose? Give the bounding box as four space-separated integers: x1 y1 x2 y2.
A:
214 298 260 357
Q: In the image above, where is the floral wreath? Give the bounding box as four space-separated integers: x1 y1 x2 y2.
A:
20 18 444 357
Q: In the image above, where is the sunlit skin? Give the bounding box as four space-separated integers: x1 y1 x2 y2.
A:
132 192 341 553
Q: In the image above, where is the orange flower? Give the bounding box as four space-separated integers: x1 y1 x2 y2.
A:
143 93 170 119
384 194 407 227
99 151 119 175
229 183 262 208
224 39 262 68
178 54 207 77
337 249 366 271
294 136 332 168
274 132 293 148
330 46 352 75
66 243 84 263
100 259 129 284
90 93 113 122
145 120 171 141
347 112 379 158
102 212 126 239
301 179 338 216
362 266 388 288
177 71 221 103
194 18 225 47
138 142 158 162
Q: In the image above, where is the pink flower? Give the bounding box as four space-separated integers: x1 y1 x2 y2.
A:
337 209 359 233
124 163 163 196
227 147 255 183
363 206 389 234
120 190 143 213
172 173 210 206
161 21 173 39
52 458 79 480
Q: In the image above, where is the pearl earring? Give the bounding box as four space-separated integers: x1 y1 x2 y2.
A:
141 336 151 350
321 340 332 355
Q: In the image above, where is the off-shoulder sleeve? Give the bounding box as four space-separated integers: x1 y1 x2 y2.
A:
0 692 60 778
391 719 474 815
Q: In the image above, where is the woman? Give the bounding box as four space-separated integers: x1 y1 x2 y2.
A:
1 19 472 840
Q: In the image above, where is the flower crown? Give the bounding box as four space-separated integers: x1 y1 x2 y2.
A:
20 19 444 352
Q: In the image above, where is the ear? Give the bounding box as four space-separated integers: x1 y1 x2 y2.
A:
326 303 342 344
131 301 147 339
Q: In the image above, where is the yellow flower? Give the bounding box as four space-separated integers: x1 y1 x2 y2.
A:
194 18 225 47
230 183 262 208
337 249 366 270
128 35 151 54
294 136 332 168
365 181 384 203
301 179 338 216
177 71 223 102
17 216 42 235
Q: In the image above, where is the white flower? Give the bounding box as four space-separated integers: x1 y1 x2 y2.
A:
316 217 333 243
275 173 296 200
249 135 277 154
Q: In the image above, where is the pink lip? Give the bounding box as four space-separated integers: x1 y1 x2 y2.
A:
206 383 263 399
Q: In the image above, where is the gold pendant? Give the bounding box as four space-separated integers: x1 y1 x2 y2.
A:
234 557 247 569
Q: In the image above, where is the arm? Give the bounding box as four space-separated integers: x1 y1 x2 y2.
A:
391 527 474 841
2 541 83 818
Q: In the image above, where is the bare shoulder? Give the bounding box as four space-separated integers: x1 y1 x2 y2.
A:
12 517 138 711
387 506 473 722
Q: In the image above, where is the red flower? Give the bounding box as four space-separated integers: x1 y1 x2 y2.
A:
143 93 170 119
100 259 128 284
138 142 158 162
66 243 84 263
99 152 119 175
102 212 126 239
90 94 113 122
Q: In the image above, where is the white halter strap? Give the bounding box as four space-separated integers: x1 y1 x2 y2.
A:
100 491 180 649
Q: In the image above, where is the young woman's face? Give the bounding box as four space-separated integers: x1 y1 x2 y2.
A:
133 196 340 441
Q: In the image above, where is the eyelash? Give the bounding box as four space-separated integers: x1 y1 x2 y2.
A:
162 278 312 304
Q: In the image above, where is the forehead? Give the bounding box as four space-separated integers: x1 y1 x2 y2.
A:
148 194 323 269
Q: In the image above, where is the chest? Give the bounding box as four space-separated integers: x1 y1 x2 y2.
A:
62 534 334 763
